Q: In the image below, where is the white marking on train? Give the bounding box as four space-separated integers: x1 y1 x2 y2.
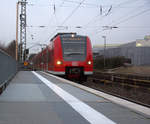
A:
32 71 116 124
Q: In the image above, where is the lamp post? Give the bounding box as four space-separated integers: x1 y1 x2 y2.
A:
101 26 118 69
102 36 106 69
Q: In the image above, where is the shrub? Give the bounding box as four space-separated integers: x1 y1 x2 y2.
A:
94 56 131 70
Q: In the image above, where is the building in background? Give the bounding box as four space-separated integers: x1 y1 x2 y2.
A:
92 44 121 58
93 35 150 65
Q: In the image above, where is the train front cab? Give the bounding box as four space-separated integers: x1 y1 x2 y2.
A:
53 34 93 81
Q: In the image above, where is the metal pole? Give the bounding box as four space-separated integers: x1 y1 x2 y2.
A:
16 2 19 61
24 1 27 61
104 36 106 68
20 0 27 62
102 36 106 69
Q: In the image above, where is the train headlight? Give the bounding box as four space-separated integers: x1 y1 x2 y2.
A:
87 61 92 65
57 61 62 65
71 34 75 37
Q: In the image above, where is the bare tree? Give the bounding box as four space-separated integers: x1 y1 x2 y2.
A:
5 40 16 59
0 42 6 52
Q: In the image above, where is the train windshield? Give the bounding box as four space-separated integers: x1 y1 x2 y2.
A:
61 36 87 61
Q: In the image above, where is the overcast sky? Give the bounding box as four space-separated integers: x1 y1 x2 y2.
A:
0 0 150 52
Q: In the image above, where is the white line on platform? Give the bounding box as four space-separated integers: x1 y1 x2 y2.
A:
32 71 116 124
43 71 150 117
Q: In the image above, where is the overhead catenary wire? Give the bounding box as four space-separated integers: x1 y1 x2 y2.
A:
89 0 149 35
82 0 141 29
32 0 66 44
107 1 149 26
60 0 142 8
113 8 150 26
37 0 69 44
27 0 116 8
27 3 145 9
95 7 150 35
105 5 112 16
26 0 149 49
27 0 143 34
46 0 86 42
117 26 150 29
27 0 143 9
60 0 86 26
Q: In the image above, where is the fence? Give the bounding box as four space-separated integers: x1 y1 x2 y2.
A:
99 47 150 65
0 49 17 94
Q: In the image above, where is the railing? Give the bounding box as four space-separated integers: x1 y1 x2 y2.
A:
0 49 17 94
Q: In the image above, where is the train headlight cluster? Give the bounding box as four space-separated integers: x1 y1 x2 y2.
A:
57 61 62 65
71 34 75 37
87 61 92 65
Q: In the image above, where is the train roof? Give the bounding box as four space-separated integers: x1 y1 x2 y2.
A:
50 32 86 41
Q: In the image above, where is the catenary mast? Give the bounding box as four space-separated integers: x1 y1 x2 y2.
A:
20 0 27 62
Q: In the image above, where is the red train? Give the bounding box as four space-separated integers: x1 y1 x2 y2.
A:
32 33 93 81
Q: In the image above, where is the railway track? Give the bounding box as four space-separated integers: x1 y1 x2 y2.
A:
81 75 150 108
92 71 150 88
86 79 150 108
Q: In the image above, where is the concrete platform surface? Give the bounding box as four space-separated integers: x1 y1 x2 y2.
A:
0 71 149 124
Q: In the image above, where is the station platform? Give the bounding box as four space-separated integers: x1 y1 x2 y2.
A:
0 71 150 124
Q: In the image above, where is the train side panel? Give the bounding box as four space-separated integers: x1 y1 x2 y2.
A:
84 37 93 75
53 36 65 74
48 43 54 71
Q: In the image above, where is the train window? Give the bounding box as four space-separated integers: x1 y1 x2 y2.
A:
61 36 86 61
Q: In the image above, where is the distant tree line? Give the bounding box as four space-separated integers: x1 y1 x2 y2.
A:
0 40 16 59
94 56 131 70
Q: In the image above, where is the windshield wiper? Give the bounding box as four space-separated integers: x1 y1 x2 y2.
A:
65 52 83 56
